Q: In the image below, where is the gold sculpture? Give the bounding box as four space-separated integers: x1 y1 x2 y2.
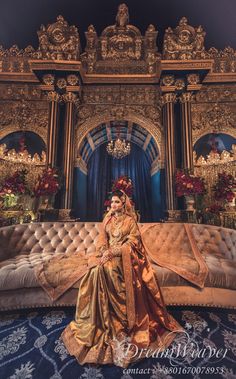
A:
163 17 206 60
82 4 159 75
36 15 80 60
116 3 129 27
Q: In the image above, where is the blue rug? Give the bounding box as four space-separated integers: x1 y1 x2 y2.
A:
0 306 235 379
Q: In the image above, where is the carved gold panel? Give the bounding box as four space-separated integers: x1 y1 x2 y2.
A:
191 102 236 144
0 98 48 143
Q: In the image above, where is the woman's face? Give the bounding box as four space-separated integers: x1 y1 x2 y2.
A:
111 196 124 213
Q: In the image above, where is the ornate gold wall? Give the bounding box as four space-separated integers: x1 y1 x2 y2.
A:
0 4 235 219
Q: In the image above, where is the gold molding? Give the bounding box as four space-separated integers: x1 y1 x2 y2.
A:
203 72 236 83
179 92 193 103
161 59 213 71
161 93 177 105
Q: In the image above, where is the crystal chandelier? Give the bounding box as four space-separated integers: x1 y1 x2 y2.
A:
106 123 131 159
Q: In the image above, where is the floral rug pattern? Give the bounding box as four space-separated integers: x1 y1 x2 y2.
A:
0 306 235 379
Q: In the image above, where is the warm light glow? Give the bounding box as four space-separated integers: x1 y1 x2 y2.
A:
0 144 46 165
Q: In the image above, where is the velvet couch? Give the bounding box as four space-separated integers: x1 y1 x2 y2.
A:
0 222 235 311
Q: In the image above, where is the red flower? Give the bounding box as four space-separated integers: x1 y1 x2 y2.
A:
175 170 205 197
213 172 236 203
33 167 60 197
112 176 133 197
104 199 111 207
0 169 30 197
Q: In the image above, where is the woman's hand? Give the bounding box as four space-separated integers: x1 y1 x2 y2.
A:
99 250 113 265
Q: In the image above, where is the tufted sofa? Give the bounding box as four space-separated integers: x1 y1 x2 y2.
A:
0 222 236 311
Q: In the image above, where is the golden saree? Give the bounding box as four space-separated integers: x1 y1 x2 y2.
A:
60 214 185 367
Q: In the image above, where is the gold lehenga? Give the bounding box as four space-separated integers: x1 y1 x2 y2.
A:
61 212 185 368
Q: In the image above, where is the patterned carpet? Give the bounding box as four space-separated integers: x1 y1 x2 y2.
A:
0 306 235 379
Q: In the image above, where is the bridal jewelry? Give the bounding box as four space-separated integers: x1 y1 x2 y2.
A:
112 212 124 237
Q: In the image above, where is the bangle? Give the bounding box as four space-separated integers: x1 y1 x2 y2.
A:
100 245 107 254
101 250 113 260
111 245 121 257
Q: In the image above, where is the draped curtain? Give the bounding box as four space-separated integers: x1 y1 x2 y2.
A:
87 143 152 222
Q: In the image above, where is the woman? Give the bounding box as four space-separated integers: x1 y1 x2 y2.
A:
61 190 184 368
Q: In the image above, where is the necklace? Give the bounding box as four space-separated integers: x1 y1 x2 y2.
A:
111 213 124 237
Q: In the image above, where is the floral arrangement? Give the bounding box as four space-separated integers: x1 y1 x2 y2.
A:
213 172 236 203
111 176 133 197
33 167 60 198
0 169 30 208
175 170 206 197
0 169 30 197
104 176 134 209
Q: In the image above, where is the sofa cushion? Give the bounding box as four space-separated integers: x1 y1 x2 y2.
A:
1 251 236 292
151 256 236 290
0 252 59 290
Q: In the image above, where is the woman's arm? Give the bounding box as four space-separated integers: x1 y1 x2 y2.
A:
95 225 109 256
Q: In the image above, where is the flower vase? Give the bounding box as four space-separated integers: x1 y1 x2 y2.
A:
185 195 195 211
226 189 236 210
39 195 55 210
20 195 35 211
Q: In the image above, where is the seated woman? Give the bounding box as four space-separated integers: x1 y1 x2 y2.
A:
61 189 184 368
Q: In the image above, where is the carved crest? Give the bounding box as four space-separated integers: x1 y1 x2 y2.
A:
36 15 80 60
82 4 159 74
163 17 206 60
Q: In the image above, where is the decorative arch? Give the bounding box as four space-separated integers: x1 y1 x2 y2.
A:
192 127 236 145
0 130 46 156
0 126 47 145
78 121 159 166
74 111 165 222
193 132 236 158
75 111 164 164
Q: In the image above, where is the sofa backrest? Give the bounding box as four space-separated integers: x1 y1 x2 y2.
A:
0 222 101 260
0 222 235 261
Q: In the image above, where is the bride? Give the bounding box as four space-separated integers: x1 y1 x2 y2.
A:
61 186 184 368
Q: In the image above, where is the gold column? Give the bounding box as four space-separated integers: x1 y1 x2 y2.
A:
46 91 60 168
60 92 79 215
161 93 177 218
179 92 193 172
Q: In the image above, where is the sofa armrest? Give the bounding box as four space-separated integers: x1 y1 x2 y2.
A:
0 249 8 262
191 224 236 261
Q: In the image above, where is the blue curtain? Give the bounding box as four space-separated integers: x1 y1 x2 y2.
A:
151 169 166 221
87 143 153 222
72 168 87 220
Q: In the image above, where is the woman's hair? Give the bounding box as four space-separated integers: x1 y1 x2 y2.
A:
111 190 124 199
